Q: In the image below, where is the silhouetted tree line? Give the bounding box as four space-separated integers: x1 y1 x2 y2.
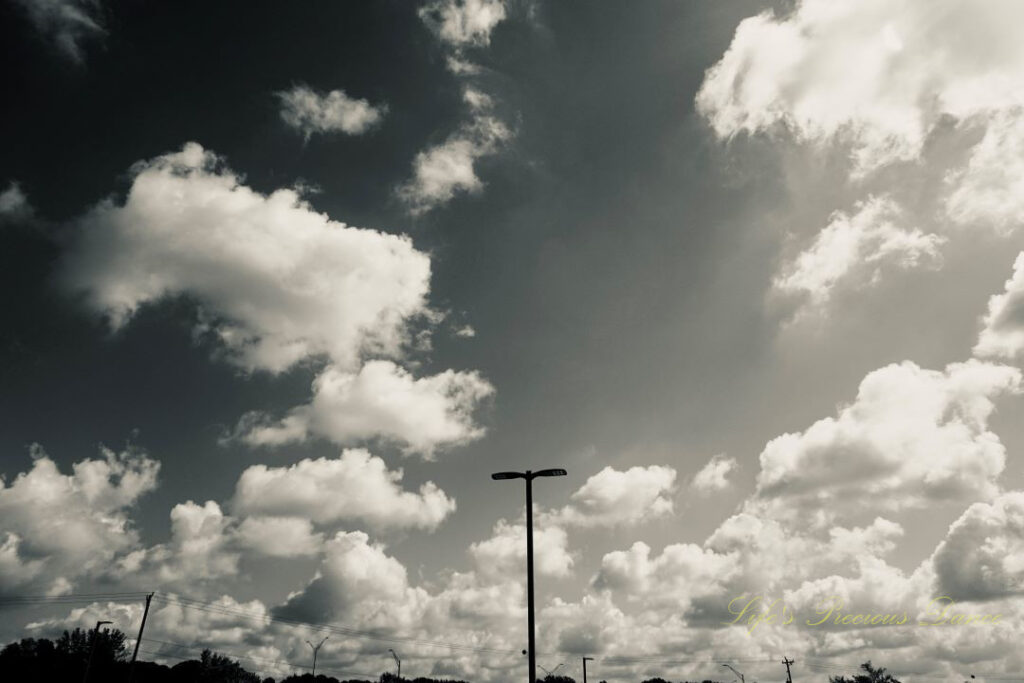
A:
1 628 902 683
0 628 472 683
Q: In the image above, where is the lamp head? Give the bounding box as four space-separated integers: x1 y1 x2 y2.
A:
535 468 567 477
491 471 525 480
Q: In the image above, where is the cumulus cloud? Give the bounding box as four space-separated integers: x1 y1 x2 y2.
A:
469 519 574 579
691 454 738 493
234 516 323 558
61 142 432 374
234 360 493 457
14 0 104 62
232 449 456 532
0 444 158 595
276 85 386 140
752 359 1021 527
545 465 677 528
696 0 1024 174
399 115 510 215
593 540 738 614
975 252 1024 360
773 197 945 311
418 0 507 48
932 491 1024 601
276 531 431 627
945 111 1024 233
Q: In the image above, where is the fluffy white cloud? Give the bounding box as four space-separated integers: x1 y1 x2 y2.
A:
932 491 1024 601
593 540 738 614
946 111 1024 233
773 197 945 311
546 464 677 528
469 519 574 579
276 85 386 140
691 453 738 493
276 531 431 628
13 0 104 62
235 360 493 457
418 0 507 47
61 142 432 374
234 516 322 558
975 252 1024 360
232 449 456 532
399 116 509 215
752 359 1021 527
696 0 1024 174
114 500 240 586
0 444 158 594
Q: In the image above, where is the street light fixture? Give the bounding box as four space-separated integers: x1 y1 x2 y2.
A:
389 648 401 679
722 663 745 683
582 657 594 683
539 662 564 677
83 620 113 683
306 636 328 677
491 468 567 683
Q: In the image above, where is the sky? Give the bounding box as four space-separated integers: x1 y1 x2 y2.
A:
3 0 1024 681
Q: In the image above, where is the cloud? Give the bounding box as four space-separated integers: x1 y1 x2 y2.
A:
399 115 510 215
61 142 432 374
234 516 323 558
773 197 945 312
696 0 1024 174
276 85 386 140
593 540 742 622
945 109 1024 233
13 0 104 62
232 449 456 532
975 252 1024 361
234 360 493 457
751 359 1021 527
469 519 574 579
418 0 507 48
0 444 158 595
276 531 431 627
932 491 1024 601
691 454 738 493
0 182 32 220
546 465 677 528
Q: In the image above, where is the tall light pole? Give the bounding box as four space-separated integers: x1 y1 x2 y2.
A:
582 656 594 683
306 636 328 677
82 620 112 683
389 648 401 679
539 662 564 677
491 468 567 683
722 663 745 683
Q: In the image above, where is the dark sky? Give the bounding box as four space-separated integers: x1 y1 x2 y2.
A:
4 1 1024 681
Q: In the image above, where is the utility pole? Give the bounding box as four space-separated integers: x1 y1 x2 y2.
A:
83 620 112 683
782 657 795 683
127 593 154 683
389 648 401 679
582 656 594 683
491 467 567 683
306 636 328 677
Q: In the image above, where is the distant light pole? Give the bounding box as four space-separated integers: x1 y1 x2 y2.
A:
389 648 401 679
583 656 594 683
722 663 745 683
539 662 564 677
306 636 328 677
82 620 112 683
491 468 568 683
